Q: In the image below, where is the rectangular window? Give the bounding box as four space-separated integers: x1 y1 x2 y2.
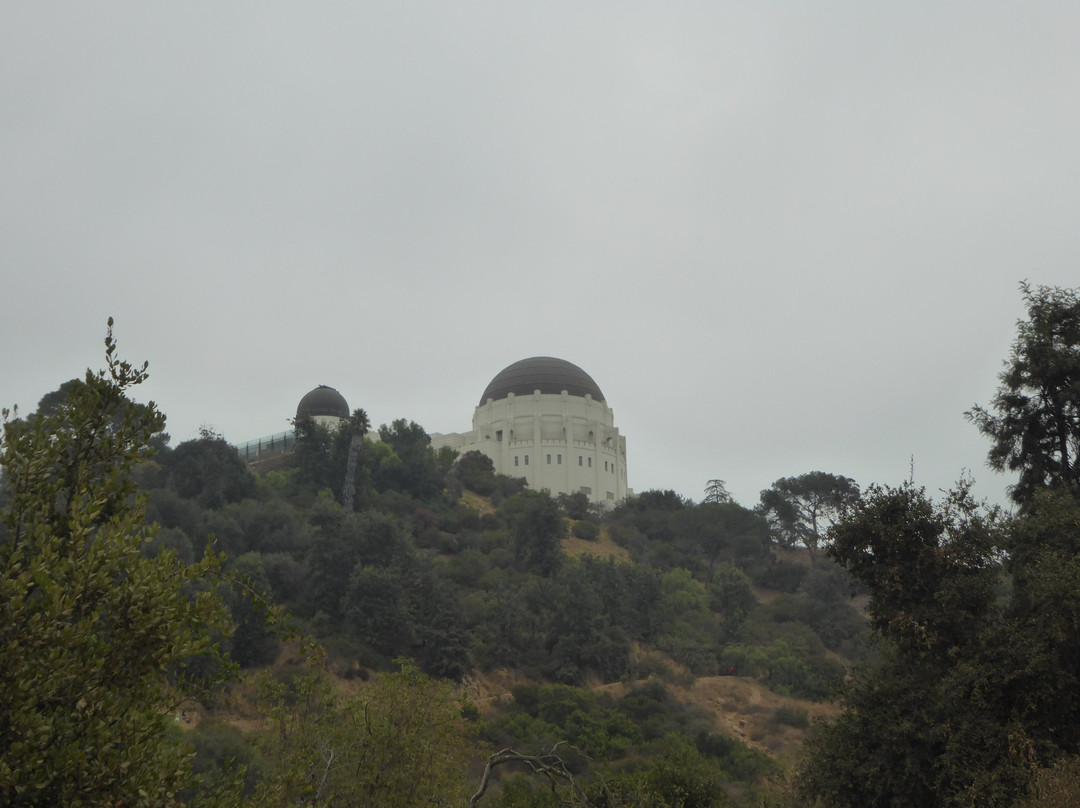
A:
578 456 583 466
557 454 562 464
546 454 551 464
588 457 592 468
514 456 519 466
496 430 503 441
604 461 608 471
525 455 529 465
581 486 592 495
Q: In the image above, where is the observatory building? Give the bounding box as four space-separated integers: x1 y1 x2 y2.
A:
296 385 350 428
431 357 629 504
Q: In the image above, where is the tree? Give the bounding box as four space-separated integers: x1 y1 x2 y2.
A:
708 562 756 639
557 490 591 520
797 284 1080 805
291 411 341 495
225 552 282 668
166 431 256 508
758 471 860 563
504 490 565 576
469 744 594 808
455 449 498 496
341 408 370 511
967 281 1080 507
674 502 771 579
34 377 170 453
377 418 444 500
0 320 237 807
796 483 1023 807
703 479 733 505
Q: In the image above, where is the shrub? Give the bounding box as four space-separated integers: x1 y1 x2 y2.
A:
754 560 808 593
572 520 600 540
772 706 810 728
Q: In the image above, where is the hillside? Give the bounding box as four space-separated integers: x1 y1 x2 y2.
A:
129 428 867 806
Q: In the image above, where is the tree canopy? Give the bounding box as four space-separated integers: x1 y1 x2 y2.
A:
758 471 860 562
799 282 1080 807
0 321 237 807
968 281 1080 507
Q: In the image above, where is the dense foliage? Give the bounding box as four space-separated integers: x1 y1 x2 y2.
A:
2 321 873 806
798 283 1080 807
968 281 1080 508
0 323 236 807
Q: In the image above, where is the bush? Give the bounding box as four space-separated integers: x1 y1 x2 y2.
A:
772 706 810 728
694 730 776 781
181 718 263 800
754 560 808 593
572 520 600 540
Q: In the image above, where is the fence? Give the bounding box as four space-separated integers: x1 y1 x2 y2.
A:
233 430 296 462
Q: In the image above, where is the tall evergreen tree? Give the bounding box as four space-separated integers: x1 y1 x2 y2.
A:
968 281 1080 507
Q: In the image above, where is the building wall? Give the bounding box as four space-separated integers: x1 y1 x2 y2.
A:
431 390 628 504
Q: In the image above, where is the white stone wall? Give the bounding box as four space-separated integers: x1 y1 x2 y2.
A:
431 389 628 504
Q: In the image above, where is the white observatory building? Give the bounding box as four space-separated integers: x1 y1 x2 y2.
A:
431 357 629 504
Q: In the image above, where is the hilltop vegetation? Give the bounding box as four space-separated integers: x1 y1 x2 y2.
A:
0 330 861 808
134 418 861 806
2 282 1079 806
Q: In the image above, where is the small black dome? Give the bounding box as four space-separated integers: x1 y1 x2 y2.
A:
480 357 605 405
297 385 350 420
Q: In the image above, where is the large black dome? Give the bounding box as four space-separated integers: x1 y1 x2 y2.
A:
296 385 350 420
480 357 605 405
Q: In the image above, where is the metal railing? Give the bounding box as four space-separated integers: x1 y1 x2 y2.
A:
233 430 296 462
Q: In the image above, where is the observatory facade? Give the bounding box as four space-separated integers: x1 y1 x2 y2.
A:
431 357 629 504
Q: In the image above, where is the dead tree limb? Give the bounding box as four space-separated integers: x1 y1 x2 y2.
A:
468 742 594 808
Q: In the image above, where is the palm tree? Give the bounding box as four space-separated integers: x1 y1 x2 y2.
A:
341 408 370 511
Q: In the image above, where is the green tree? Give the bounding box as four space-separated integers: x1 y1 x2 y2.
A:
709 562 756 639
702 478 733 505
455 449 499 496
557 489 591 520
967 281 1080 507
796 484 1028 807
225 552 282 668
675 502 771 579
0 321 236 807
376 418 444 500
34 377 170 453
758 471 860 563
504 490 565 576
166 431 256 508
291 411 341 495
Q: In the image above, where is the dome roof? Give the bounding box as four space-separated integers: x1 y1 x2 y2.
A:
297 385 350 420
480 357 605 405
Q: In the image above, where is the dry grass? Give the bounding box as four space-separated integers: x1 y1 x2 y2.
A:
457 648 839 764
561 524 632 563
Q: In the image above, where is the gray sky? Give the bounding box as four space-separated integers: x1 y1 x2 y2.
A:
3 3 1078 508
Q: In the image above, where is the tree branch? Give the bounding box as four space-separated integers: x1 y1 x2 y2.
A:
468 743 593 808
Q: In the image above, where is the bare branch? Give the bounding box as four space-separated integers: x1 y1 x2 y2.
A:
468 743 593 808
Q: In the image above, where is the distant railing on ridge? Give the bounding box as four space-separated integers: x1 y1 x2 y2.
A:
234 430 296 462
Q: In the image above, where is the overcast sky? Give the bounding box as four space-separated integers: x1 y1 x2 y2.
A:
3 3 1078 509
